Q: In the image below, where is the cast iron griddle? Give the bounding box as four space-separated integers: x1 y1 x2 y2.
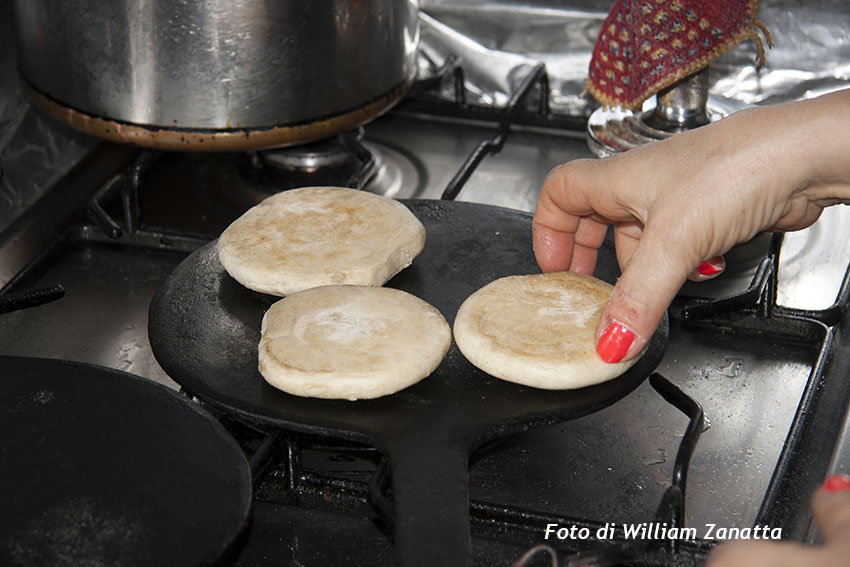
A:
148 200 668 566
0 356 252 567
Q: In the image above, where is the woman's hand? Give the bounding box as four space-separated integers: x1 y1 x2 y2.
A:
708 475 850 567
533 89 850 363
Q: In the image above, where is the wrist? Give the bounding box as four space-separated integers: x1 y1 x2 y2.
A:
787 90 850 202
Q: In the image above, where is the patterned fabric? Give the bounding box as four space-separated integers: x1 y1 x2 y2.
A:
587 0 770 109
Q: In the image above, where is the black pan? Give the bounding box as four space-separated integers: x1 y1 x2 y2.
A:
0 356 252 567
148 200 668 566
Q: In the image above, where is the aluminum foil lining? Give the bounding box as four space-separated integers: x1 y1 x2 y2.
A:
419 0 850 112
0 1 96 235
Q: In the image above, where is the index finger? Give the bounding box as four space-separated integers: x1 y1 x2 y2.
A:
532 160 614 274
532 217 609 274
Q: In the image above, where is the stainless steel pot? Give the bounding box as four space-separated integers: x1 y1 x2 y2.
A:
13 1 420 151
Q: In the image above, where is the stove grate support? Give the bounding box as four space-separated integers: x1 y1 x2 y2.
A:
678 229 850 541
513 373 709 567
0 284 65 314
683 232 850 327
441 63 550 201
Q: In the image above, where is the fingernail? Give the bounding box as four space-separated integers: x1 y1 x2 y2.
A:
697 261 722 276
823 474 850 493
596 321 635 364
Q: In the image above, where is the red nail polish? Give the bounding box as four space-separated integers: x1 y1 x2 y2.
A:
697 261 722 276
823 474 850 493
596 321 635 364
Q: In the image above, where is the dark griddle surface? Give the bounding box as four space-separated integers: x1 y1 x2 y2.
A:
149 199 667 566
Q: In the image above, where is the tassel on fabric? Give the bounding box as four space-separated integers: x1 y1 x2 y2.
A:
752 19 774 71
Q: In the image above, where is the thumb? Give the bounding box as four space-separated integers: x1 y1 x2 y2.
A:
596 222 694 363
812 474 850 543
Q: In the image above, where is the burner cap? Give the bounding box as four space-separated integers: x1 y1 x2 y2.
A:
239 129 376 190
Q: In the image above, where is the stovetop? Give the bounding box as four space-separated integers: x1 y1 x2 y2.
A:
2 24 850 559
3 96 850 565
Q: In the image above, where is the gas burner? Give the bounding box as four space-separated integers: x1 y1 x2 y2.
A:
361 139 425 200
235 130 424 201
138 135 424 235
587 69 747 157
238 129 376 192
253 143 358 173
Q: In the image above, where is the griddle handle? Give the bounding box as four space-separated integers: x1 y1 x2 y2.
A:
389 440 472 567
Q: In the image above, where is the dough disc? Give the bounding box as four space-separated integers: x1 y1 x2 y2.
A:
453 272 641 390
218 186 425 296
259 285 452 400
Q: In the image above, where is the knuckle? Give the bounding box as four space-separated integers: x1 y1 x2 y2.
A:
543 159 593 191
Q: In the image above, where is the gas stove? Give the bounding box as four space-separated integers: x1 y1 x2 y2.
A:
3 64 850 566
4 2 850 565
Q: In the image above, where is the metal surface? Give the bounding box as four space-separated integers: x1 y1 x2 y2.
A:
0 239 187 388
710 0 850 105
555 373 708 566
589 68 714 157
0 284 64 314
643 69 711 132
417 6 603 117
148 200 668 566
0 144 139 289
586 89 748 158
469 310 820 536
14 0 419 149
370 114 589 211
230 501 393 566
441 63 548 200
776 205 850 310
0 356 252 567
23 81 414 152
0 107 96 237
0 0 26 154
